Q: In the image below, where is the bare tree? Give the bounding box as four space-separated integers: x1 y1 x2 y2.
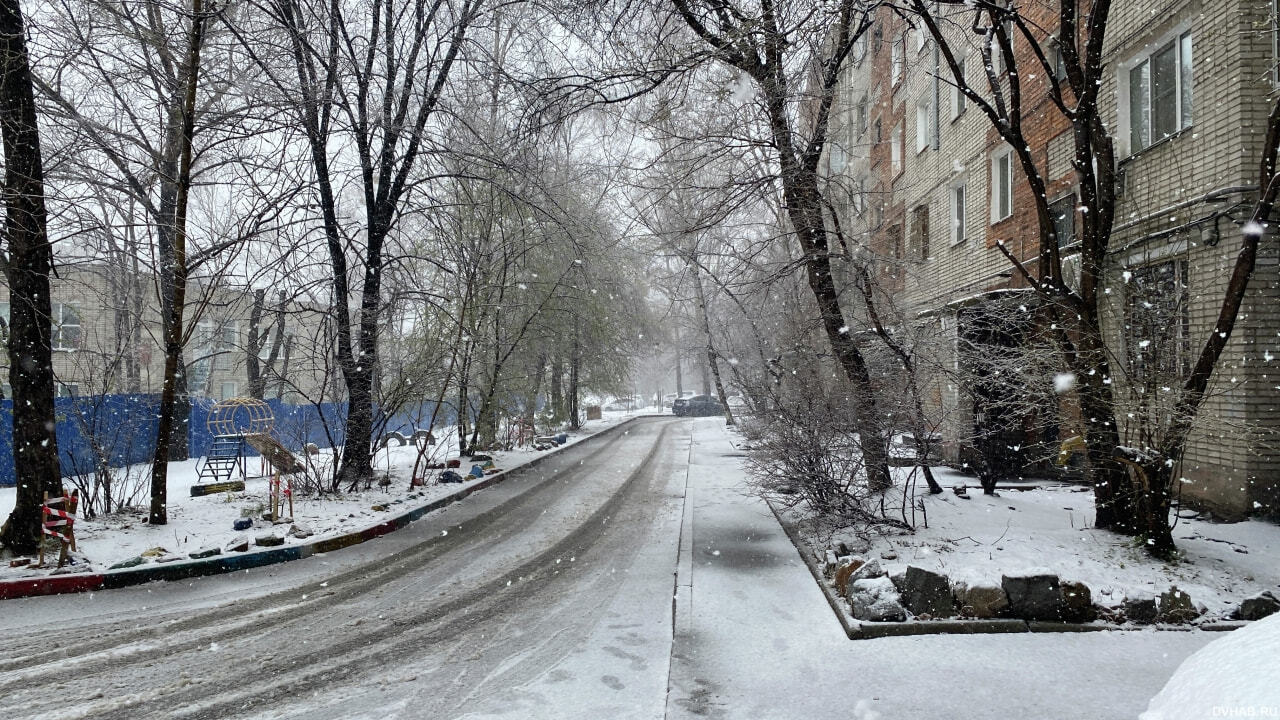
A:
0 0 62 552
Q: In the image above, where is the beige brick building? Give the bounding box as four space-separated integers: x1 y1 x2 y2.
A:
827 0 1280 518
0 263 335 404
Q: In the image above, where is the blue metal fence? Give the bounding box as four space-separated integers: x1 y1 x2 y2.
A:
0 394 454 486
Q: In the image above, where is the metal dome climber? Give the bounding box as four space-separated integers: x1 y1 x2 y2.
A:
206 396 275 437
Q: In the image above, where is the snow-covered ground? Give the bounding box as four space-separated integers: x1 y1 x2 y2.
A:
0 409 648 580
1140 612 1280 720
791 465 1280 620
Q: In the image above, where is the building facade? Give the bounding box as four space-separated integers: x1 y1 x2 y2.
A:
0 263 335 404
827 0 1280 518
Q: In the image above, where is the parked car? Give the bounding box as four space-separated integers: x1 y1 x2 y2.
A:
673 395 724 417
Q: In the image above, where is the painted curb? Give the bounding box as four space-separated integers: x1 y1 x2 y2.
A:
763 496 1238 640
0 415 654 601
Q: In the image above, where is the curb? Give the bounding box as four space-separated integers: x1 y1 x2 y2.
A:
1 415 653 601
763 497 1237 640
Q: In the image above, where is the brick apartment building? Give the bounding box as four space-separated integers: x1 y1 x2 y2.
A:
826 0 1280 518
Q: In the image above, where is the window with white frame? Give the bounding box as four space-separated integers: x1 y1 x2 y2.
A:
220 381 238 401
1128 32 1192 152
891 35 904 86
990 146 1013 222
951 58 967 119
853 32 868 65
890 124 902 175
950 180 967 244
51 302 81 351
915 96 932 153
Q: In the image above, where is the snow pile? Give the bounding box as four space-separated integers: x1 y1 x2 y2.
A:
1139 612 1280 720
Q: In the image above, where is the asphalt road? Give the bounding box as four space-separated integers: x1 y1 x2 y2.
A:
0 417 689 720
0 416 1210 720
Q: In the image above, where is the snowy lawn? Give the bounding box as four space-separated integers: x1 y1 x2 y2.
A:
793 465 1280 620
0 410 644 580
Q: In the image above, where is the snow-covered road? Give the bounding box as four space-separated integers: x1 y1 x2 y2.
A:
0 417 1214 719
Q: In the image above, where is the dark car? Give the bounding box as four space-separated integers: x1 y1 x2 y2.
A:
674 395 724 417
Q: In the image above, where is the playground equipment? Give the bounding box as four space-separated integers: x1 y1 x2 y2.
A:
38 489 79 568
193 398 306 512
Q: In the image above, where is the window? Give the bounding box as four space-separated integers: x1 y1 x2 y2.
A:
856 96 868 135
914 26 928 54
873 118 882 144
51 303 81 351
829 142 847 174
888 223 904 260
0 301 9 343
915 96 932 153
220 381 238 401
891 35 904 86
990 147 1013 222
890 124 902 175
950 181 968 244
56 382 79 398
853 32 868 64
911 204 930 261
1124 260 1190 383
1128 32 1192 152
951 58 967 119
1050 194 1076 247
1050 37 1069 82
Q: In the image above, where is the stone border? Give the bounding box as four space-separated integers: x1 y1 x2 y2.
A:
762 497 1227 640
0 415 653 602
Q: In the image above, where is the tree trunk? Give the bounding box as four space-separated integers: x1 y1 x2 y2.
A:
149 0 208 524
0 0 63 553
549 357 564 424
568 323 580 430
690 261 734 425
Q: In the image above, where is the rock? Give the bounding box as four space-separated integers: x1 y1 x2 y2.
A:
834 541 851 556
109 556 146 570
1123 596 1160 625
255 534 285 547
233 518 253 531
1002 573 1066 621
140 546 169 558
156 556 184 564
896 566 956 618
953 485 968 497
880 551 898 560
288 524 313 540
843 560 888 599
1232 591 1280 621
225 536 250 553
1158 586 1199 624
446 459 461 469
849 577 907 622
954 582 1009 619
189 547 222 559
272 516 294 525
832 558 866 595
371 504 388 512
9 558 31 568
822 550 839 576
1061 580 1098 623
